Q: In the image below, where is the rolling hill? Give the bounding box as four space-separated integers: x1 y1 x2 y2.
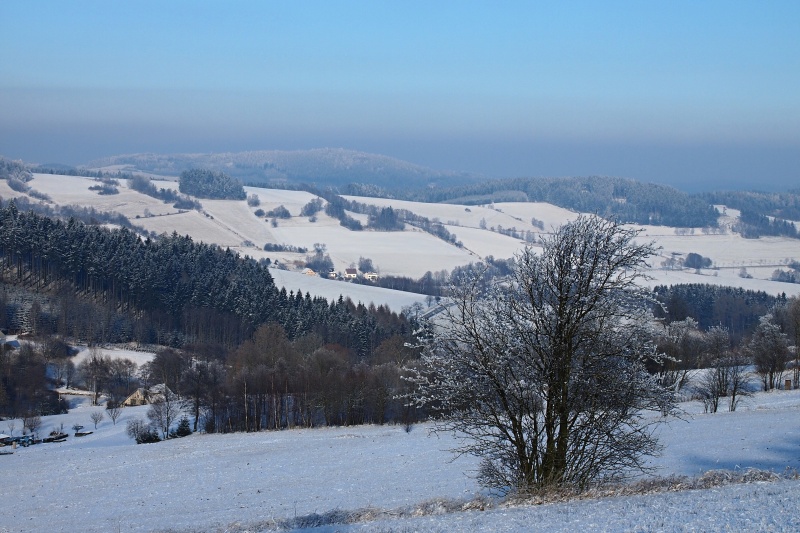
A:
84 148 483 191
1 170 799 313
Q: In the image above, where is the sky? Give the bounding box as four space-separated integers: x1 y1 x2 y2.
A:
1 1 799 192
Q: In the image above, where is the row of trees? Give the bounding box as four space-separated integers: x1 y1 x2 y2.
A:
734 210 799 239
127 175 201 210
652 309 799 414
18 321 422 432
652 283 782 342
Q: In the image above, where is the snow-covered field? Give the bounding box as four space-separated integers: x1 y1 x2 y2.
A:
70 345 156 367
2 388 800 532
267 269 427 311
3 173 800 306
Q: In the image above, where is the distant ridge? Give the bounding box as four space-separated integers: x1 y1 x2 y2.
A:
86 148 484 191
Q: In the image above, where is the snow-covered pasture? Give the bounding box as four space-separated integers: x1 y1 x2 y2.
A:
267 269 428 311
70 345 156 367
28 173 177 218
2 388 800 532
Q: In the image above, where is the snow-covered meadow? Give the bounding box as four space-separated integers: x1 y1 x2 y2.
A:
2 388 800 532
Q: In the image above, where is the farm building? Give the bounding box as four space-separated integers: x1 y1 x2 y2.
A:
122 384 172 406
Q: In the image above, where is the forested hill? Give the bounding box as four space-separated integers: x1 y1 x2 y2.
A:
0 200 413 353
700 190 800 238
700 190 800 221
392 176 719 228
86 149 482 190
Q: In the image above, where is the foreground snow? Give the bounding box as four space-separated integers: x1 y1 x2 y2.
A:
323 479 800 533
2 389 800 532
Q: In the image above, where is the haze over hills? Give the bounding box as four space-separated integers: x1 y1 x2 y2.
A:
85 148 485 191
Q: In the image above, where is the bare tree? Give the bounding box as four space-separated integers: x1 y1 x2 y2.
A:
655 317 702 394
23 413 42 439
749 314 790 391
126 418 146 441
7 421 15 437
696 326 733 413
78 348 110 405
407 216 674 493
698 364 728 414
781 297 800 388
147 389 181 439
726 351 752 412
90 410 104 429
106 403 122 425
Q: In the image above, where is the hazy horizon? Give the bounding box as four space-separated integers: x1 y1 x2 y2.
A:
2 1 798 193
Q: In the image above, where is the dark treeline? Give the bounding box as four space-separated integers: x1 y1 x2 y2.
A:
3 194 146 235
154 320 419 433
0 200 414 352
127 175 202 210
291 184 462 245
368 206 404 231
702 190 800 223
734 210 799 239
323 194 363 230
376 176 719 228
0 200 422 426
653 283 783 342
336 194 461 245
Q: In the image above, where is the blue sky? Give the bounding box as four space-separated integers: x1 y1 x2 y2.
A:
1 1 798 191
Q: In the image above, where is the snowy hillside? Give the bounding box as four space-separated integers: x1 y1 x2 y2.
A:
2 172 799 310
2 388 799 532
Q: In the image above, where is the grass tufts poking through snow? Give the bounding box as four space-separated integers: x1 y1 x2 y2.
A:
506 467 792 508
174 469 793 532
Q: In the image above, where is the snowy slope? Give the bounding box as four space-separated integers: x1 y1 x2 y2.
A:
3 174 800 307
2 389 800 532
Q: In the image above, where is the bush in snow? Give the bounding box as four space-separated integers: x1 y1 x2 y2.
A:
126 418 161 444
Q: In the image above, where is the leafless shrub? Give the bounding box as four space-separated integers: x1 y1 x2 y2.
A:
90 410 105 429
23 413 42 438
107 403 122 425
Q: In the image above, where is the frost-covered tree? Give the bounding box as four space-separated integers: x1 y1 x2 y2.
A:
147 389 181 439
749 314 790 391
654 317 702 394
695 326 752 413
407 216 673 493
